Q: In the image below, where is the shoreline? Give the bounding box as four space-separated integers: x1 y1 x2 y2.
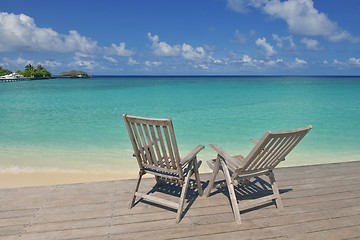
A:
0 171 138 189
2 160 359 189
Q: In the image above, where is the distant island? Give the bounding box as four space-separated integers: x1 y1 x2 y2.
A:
1 65 91 81
0 64 52 81
59 70 91 78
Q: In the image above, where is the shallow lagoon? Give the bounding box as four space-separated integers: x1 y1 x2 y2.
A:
1 76 359 175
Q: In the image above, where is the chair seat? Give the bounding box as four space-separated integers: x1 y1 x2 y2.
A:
207 154 246 173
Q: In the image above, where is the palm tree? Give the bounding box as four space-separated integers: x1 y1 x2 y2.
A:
36 65 44 71
25 64 34 71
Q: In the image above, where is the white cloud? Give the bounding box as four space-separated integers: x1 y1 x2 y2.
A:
295 57 307 65
329 58 359 69
2 57 61 70
64 30 99 53
0 12 136 57
194 64 209 70
72 53 97 70
324 58 356 68
301 37 322 51
147 33 181 56
16 57 33 66
255 37 276 57
111 42 133 56
181 44 206 61
1 57 34 68
42 60 62 68
0 12 57 52
74 60 97 69
227 0 266 13
227 0 359 42
147 32 207 61
263 0 336 36
104 56 117 63
262 58 285 66
145 60 162 67
235 54 288 68
241 54 253 63
348 58 360 66
272 34 295 50
0 12 100 53
330 59 348 69
234 30 247 44
209 56 223 64
272 34 283 48
73 60 96 69
327 31 357 43
128 57 139 65
332 59 344 66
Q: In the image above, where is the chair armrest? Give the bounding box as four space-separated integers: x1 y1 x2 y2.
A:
180 145 205 165
209 144 240 170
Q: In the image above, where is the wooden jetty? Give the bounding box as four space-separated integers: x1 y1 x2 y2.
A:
0 78 29 83
0 77 53 83
1 161 360 239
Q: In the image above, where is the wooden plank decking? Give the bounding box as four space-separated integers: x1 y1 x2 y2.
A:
1 161 360 239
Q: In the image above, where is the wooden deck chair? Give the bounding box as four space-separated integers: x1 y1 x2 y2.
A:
123 114 204 223
205 125 312 224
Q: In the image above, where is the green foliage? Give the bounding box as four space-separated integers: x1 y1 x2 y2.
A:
17 64 52 78
0 66 12 76
25 64 34 71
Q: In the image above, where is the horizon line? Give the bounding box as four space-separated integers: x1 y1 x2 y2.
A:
88 74 360 78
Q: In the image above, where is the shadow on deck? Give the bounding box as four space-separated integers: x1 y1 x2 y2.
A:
1 161 360 240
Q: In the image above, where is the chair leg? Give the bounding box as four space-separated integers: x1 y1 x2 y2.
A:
205 156 221 197
221 160 241 224
129 171 143 209
155 176 163 185
193 158 203 196
176 165 193 223
268 171 283 210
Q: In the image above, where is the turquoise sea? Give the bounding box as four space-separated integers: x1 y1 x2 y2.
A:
1 76 359 175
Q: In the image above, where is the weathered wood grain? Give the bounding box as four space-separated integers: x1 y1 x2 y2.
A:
0 161 359 240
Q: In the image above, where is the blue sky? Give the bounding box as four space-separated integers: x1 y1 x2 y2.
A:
1 0 359 75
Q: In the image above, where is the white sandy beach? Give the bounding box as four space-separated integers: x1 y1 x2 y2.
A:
0 154 347 189
0 171 138 189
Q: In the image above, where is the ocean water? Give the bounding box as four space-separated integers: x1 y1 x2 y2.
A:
0 76 359 175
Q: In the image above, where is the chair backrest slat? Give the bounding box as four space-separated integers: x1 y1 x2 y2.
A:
149 125 164 167
268 130 308 167
156 125 171 168
163 125 177 170
260 136 291 169
262 137 287 168
247 135 279 170
169 122 182 168
274 135 298 162
142 123 158 165
123 114 182 175
138 123 154 165
242 126 312 172
259 134 295 169
131 122 148 164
